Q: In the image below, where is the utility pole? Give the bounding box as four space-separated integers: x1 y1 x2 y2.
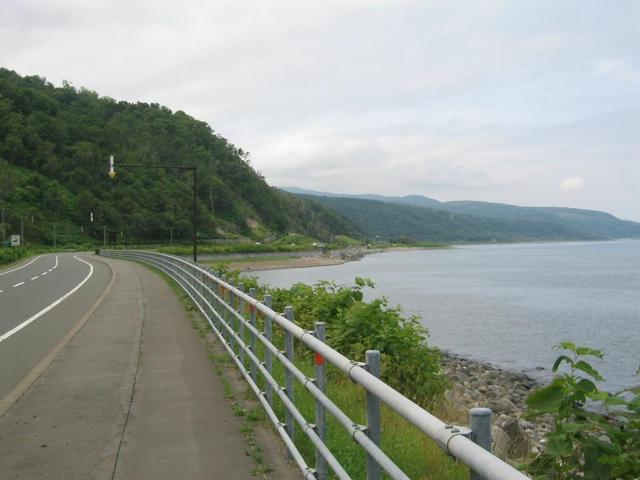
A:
103 225 106 248
1 208 5 244
53 223 57 249
170 227 173 245
20 218 24 247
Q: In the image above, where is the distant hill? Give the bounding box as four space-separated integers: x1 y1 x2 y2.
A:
0 69 356 245
282 189 640 242
282 187 442 208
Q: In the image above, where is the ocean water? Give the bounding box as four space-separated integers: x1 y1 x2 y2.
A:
253 240 640 392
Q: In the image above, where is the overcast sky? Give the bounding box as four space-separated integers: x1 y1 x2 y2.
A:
2 1 639 220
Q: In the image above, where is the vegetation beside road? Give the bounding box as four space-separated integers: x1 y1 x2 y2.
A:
0 247 28 266
525 343 640 479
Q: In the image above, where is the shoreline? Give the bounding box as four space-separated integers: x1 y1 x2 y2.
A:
208 245 448 272
441 351 551 460
216 255 347 271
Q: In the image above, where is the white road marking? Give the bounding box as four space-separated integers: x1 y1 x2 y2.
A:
53 256 59 268
41 272 48 276
0 256 94 344
12 282 25 288
0 290 3 294
31 276 39 281
0 256 43 276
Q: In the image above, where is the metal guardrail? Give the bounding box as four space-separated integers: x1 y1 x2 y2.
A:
100 249 530 480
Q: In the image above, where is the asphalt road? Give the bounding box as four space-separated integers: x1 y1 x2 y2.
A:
0 253 112 401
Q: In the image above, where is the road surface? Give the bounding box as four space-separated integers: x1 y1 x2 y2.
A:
0 253 111 402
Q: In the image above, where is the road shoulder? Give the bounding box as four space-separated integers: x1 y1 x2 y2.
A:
0 255 115 416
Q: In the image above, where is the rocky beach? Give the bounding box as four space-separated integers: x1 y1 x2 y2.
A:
441 352 553 461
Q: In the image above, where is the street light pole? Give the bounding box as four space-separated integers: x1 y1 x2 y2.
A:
193 167 197 262
108 156 198 262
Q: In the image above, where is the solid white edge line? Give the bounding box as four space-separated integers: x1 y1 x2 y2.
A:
0 255 43 276
0 256 94 344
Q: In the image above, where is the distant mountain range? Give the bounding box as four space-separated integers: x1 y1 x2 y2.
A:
281 187 640 243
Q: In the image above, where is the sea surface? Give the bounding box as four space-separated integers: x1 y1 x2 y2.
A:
253 240 640 392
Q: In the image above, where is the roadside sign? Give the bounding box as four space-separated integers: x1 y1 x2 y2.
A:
10 235 20 247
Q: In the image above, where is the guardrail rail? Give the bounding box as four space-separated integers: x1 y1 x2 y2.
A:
100 249 530 480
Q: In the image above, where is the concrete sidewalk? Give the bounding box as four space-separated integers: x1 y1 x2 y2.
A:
0 256 298 480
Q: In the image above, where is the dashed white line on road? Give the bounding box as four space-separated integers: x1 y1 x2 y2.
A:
0 256 94 343
41 272 48 276
12 282 25 288
0 256 43 276
31 276 39 281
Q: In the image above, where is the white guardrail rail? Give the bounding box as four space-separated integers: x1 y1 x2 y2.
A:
100 249 530 480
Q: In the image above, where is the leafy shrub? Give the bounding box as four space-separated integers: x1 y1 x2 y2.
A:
0 247 27 266
525 342 640 479
268 277 448 407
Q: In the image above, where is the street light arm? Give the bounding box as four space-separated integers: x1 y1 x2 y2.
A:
107 158 198 263
112 163 195 171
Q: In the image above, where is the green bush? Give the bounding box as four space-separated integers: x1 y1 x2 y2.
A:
525 342 640 479
0 247 28 266
267 277 448 408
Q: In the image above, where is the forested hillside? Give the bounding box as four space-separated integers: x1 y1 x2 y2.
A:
297 193 640 242
0 69 355 245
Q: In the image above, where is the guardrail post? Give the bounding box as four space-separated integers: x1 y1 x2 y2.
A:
284 306 295 447
212 275 219 326
203 270 212 323
228 279 236 352
220 274 229 343
469 407 492 480
238 283 245 366
314 322 328 480
366 350 381 480
263 295 273 408
249 288 258 384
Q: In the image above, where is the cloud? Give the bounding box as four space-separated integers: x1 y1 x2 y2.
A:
560 177 585 192
0 1 639 220
591 58 640 84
